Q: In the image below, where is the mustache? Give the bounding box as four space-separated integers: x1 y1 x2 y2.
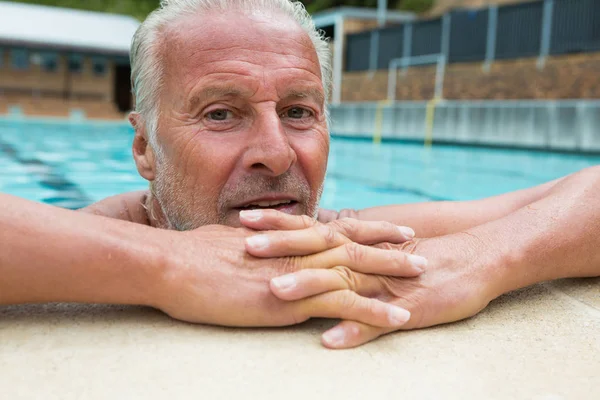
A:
219 172 311 208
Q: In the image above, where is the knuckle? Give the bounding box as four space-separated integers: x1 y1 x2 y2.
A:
340 290 358 310
300 214 317 229
339 208 359 219
344 242 365 265
317 224 338 247
317 208 339 223
331 218 358 239
332 266 359 291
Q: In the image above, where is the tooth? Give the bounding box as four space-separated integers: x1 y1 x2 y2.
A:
247 200 292 207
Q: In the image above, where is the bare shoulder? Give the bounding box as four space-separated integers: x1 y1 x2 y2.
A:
79 190 151 225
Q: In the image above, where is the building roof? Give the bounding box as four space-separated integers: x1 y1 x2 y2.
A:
0 1 140 56
311 6 416 28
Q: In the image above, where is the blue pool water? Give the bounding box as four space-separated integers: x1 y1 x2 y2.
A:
1 119 599 210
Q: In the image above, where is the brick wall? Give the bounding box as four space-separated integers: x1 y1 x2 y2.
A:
0 51 66 93
342 52 600 101
70 57 115 101
0 51 114 101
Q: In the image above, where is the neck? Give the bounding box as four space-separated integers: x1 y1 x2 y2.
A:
144 191 171 230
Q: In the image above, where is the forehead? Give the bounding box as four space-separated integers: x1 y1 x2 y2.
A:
161 11 323 97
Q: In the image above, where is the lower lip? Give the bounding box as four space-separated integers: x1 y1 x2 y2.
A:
235 201 300 215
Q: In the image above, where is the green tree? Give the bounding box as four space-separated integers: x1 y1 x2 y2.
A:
9 0 160 20
9 0 434 20
300 0 434 14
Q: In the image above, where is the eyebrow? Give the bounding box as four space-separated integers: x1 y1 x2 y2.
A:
282 87 325 109
187 85 249 111
186 85 326 111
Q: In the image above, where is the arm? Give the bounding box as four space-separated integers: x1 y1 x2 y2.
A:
474 165 600 291
0 193 158 305
261 166 600 348
79 190 151 225
0 193 422 332
320 177 563 238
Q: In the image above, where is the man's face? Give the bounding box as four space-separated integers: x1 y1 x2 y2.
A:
144 11 329 229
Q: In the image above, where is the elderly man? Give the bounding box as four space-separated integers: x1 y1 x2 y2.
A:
2 0 599 349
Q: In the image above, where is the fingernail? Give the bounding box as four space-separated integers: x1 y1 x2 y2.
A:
398 226 415 239
240 210 264 222
407 254 428 271
246 235 270 250
323 326 346 346
271 274 297 291
388 306 411 326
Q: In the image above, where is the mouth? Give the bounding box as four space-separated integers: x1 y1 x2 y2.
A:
233 196 300 213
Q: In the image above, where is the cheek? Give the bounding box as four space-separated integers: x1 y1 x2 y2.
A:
292 133 329 187
169 134 240 194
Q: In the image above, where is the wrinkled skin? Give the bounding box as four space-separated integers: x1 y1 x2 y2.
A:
130 10 329 230
150 221 422 329
241 209 503 348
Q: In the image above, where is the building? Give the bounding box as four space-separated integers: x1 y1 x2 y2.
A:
0 1 139 119
311 7 416 104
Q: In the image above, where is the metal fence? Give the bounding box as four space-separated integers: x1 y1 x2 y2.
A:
345 0 600 72
329 100 600 153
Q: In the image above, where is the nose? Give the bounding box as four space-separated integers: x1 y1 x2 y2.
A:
242 110 297 176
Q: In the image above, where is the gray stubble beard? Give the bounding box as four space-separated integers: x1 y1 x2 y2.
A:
151 162 324 231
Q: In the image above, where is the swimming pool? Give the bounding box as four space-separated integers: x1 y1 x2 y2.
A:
1 119 599 211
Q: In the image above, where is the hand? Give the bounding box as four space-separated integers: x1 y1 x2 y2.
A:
149 213 424 331
257 222 500 348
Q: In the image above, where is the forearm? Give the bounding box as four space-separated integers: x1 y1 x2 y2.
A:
0 194 161 306
79 190 151 225
464 166 600 297
328 179 561 238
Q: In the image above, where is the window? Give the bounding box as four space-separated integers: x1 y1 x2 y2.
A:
68 54 83 73
11 48 29 70
41 52 58 72
92 56 107 76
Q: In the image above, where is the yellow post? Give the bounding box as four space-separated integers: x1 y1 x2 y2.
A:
424 97 440 148
373 100 391 145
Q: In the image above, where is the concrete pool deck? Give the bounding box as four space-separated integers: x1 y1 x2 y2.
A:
1 278 598 399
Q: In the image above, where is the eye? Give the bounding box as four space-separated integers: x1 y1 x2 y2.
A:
285 107 312 119
207 109 232 121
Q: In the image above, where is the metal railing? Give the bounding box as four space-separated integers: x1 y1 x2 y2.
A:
329 100 600 153
345 0 600 73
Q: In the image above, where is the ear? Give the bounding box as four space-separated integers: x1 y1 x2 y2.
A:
129 112 157 182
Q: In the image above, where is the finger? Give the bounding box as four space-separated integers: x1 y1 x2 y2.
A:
239 209 317 231
329 218 415 246
317 208 339 223
270 267 383 301
294 290 411 329
301 242 427 277
321 321 393 349
245 223 348 257
246 220 415 258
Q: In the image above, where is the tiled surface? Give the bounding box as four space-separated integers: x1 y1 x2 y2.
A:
545 278 600 312
1 281 598 399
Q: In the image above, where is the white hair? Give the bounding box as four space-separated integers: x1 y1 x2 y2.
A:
130 0 332 151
